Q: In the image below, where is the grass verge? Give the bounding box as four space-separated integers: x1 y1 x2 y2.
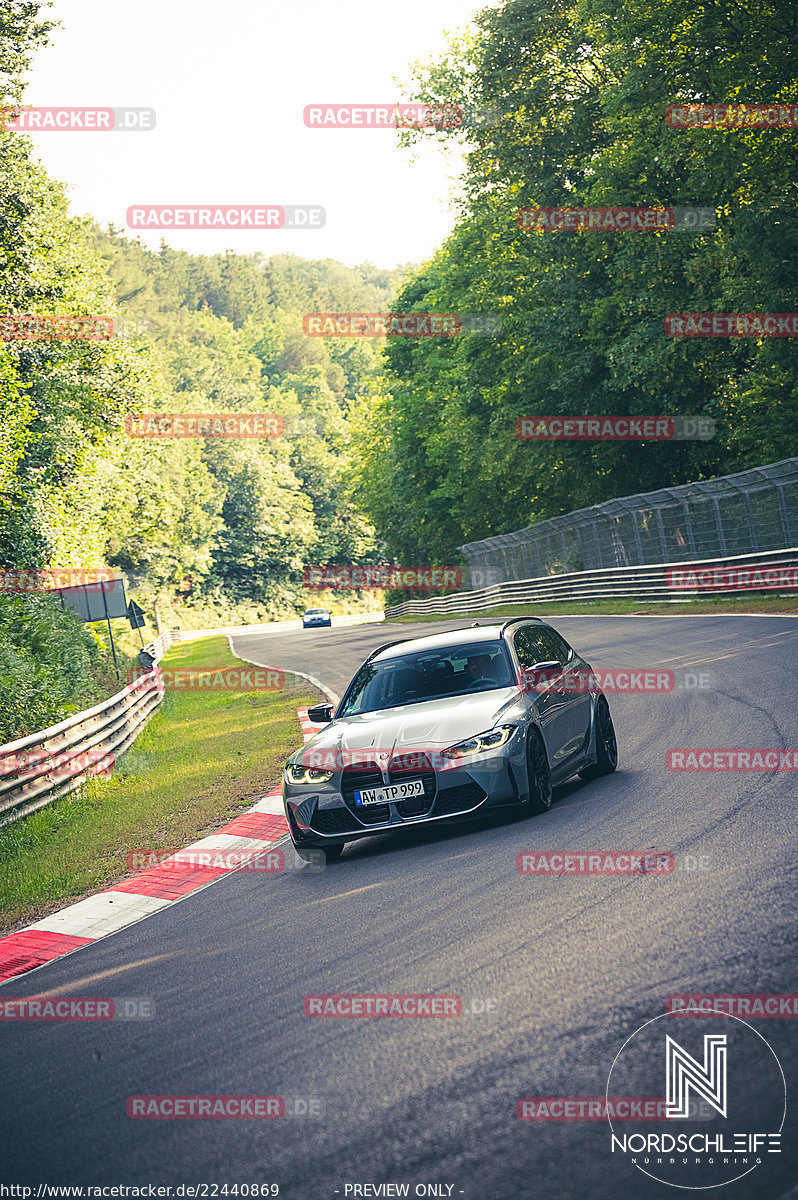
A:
391 595 798 622
0 636 320 935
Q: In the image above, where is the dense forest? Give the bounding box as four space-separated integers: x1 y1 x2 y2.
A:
1 8 416 637
4 0 797 598
0 1 406 738
1 0 797 738
351 0 798 562
86 232 405 622
1 161 406 623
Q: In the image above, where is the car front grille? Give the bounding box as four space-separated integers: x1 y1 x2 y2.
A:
341 764 391 825
388 752 436 818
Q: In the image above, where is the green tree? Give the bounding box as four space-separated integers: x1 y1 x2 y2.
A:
353 0 798 564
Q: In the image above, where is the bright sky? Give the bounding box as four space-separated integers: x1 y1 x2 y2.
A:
24 0 486 269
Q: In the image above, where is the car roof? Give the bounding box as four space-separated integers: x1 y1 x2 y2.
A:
371 618 542 663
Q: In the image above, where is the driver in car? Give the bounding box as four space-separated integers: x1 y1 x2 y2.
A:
464 653 499 685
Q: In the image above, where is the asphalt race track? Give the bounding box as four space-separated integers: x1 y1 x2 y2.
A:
2 614 798 1199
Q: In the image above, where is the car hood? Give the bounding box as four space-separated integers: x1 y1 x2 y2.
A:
297 688 524 759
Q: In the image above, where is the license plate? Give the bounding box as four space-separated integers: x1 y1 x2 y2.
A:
354 779 425 806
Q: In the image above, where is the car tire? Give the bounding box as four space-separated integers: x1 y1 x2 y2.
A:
523 729 553 814
578 695 618 780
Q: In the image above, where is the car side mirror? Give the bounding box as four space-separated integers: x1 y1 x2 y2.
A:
308 702 334 723
520 660 561 691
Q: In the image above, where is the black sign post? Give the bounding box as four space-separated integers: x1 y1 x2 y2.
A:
42 578 150 682
127 600 146 628
101 584 120 680
127 600 147 648
50 578 128 682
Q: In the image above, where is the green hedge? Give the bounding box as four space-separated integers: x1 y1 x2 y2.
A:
0 593 106 744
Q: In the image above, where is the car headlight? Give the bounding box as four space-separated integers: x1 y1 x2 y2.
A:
442 725 516 759
284 764 334 785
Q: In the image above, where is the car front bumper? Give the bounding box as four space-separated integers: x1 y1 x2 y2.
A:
283 739 527 845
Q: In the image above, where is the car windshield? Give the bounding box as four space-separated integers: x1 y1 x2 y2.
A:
337 641 515 715
305 609 327 615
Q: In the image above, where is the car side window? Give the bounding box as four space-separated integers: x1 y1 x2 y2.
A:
513 625 570 668
514 627 551 668
513 629 533 669
539 625 572 664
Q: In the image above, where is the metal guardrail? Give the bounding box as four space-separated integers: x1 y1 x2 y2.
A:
460 458 798 587
384 548 798 617
0 630 174 826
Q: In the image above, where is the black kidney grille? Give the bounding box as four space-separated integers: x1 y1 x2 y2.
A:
389 752 436 818
341 764 391 824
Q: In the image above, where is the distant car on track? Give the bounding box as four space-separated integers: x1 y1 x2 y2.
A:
283 618 618 859
302 607 332 628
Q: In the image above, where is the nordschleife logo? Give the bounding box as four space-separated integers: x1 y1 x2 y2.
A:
666 1034 727 1119
606 1010 785 1189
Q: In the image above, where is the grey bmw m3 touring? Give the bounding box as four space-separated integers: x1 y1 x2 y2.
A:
282 618 618 859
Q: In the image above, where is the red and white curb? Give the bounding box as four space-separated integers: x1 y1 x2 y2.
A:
0 706 318 985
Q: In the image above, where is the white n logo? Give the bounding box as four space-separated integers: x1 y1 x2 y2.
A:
666 1034 727 1118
